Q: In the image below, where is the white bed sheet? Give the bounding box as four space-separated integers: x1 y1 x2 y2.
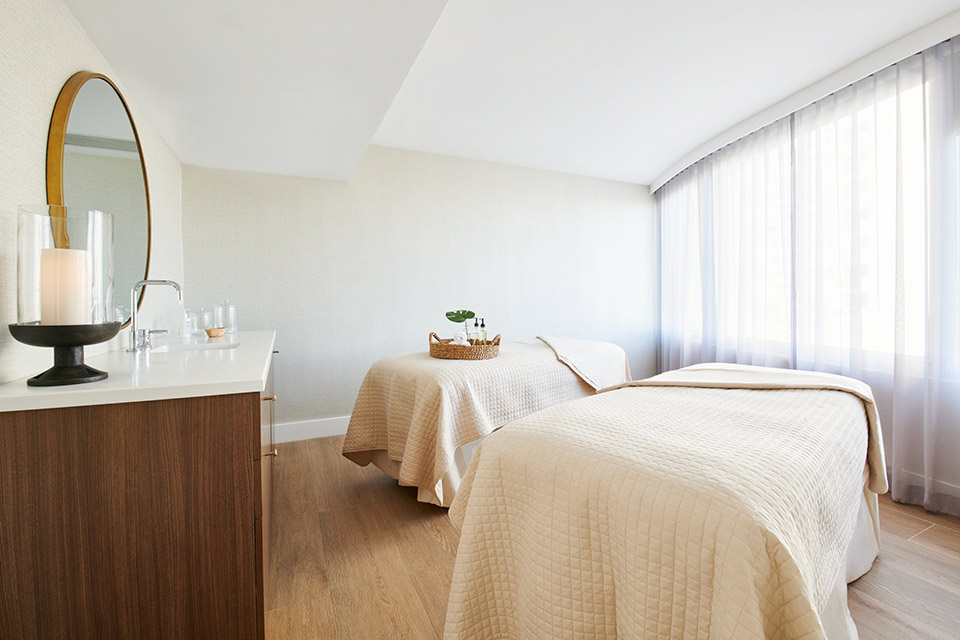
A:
445 365 887 639
342 340 599 506
449 440 879 640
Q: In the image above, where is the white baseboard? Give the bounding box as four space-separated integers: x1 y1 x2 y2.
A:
274 415 350 443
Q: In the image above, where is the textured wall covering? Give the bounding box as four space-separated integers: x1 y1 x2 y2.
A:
183 147 658 424
0 0 183 383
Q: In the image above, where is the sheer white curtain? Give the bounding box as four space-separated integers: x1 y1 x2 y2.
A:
658 38 960 515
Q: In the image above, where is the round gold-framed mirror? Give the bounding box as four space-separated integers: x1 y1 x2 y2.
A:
46 71 152 327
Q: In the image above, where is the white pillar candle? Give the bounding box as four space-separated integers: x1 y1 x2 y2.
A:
40 248 91 325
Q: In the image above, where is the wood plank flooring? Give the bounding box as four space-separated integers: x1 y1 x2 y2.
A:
848 493 960 639
267 436 960 639
266 437 458 639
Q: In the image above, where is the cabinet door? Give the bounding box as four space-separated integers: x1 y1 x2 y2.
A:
258 357 276 613
0 395 260 639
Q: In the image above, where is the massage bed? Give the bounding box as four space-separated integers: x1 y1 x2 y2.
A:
341 336 631 506
446 363 886 640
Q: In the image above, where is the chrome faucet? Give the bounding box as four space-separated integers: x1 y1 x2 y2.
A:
128 279 183 352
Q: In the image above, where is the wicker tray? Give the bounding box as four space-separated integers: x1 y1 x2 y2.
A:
429 332 501 360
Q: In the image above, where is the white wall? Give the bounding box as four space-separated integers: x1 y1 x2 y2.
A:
0 0 183 383
183 146 658 424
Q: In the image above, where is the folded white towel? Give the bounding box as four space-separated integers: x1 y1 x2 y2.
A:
537 335 631 390
453 332 470 345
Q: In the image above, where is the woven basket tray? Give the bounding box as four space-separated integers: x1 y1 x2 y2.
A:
429 332 501 360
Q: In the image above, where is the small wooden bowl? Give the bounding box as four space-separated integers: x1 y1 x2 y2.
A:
205 327 226 338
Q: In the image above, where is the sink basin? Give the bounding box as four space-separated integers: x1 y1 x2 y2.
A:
152 341 240 353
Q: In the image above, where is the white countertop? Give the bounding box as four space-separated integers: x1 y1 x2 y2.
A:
0 330 276 413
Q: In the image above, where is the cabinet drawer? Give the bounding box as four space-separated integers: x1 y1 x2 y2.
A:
256 359 276 460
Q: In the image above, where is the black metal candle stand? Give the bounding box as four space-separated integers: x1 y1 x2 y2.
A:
8 322 122 386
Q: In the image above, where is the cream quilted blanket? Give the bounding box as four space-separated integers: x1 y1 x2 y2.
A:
342 341 595 506
446 364 886 639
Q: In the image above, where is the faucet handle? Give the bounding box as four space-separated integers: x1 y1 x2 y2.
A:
128 328 149 352
144 329 169 349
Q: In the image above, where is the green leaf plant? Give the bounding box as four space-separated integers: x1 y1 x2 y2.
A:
445 309 476 336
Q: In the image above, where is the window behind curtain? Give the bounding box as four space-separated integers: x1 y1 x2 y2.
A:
658 38 960 515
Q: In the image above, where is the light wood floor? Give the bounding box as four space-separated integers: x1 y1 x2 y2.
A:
267 436 960 639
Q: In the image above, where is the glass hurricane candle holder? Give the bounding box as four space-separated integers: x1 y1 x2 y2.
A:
8 205 121 386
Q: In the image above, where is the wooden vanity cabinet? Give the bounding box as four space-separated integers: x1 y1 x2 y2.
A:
0 368 275 639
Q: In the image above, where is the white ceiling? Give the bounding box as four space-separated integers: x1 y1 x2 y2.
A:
63 0 448 180
65 0 960 185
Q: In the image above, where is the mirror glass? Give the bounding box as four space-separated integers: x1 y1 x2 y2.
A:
47 72 150 326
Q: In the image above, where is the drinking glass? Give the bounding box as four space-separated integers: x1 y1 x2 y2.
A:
213 303 225 328
225 304 238 334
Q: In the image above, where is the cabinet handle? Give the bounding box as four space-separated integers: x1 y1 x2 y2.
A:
264 449 278 457
272 350 279 354
262 395 277 402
